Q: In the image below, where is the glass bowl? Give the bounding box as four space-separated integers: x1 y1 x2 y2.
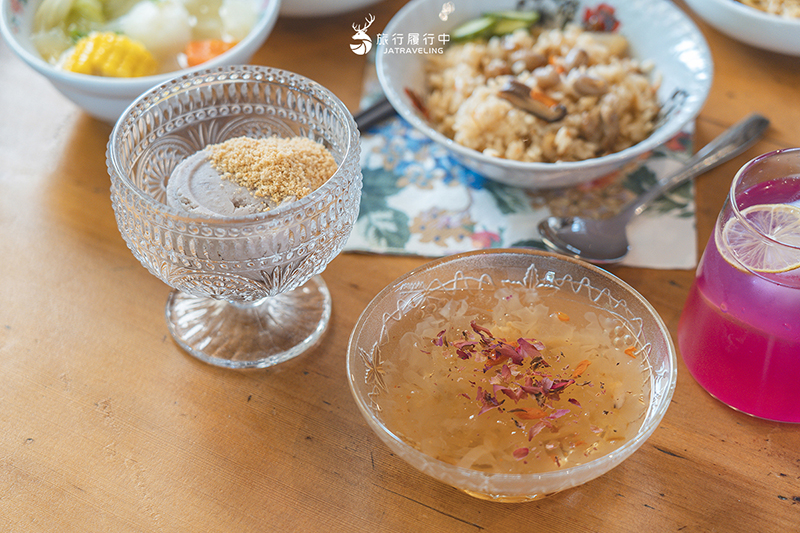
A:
347 249 676 502
108 65 362 369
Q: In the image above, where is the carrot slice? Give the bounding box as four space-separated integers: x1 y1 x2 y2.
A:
184 40 237 67
571 359 592 379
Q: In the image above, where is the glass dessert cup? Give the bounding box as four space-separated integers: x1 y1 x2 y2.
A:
346 249 677 502
107 66 362 369
678 149 800 422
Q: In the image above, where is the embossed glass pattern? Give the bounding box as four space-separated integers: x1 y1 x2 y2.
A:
347 250 676 502
108 66 362 368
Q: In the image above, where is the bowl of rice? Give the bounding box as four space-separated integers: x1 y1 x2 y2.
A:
376 0 712 189
684 0 800 56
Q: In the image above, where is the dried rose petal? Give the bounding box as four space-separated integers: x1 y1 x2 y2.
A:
548 379 575 393
496 385 527 402
476 387 501 415
453 340 478 349
520 337 546 352
470 321 493 337
495 343 520 363
517 338 544 359
433 330 446 347
513 447 530 460
547 408 570 420
528 420 551 440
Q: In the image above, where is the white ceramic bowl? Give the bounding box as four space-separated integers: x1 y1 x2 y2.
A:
280 0 382 17
0 0 280 123
377 0 713 189
684 0 800 56
347 249 677 501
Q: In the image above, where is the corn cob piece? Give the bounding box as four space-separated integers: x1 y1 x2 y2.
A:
62 31 157 78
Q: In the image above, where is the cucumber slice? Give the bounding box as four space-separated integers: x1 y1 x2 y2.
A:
491 19 532 36
450 15 497 41
486 10 540 23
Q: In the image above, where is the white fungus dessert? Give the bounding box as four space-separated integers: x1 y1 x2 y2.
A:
166 136 337 218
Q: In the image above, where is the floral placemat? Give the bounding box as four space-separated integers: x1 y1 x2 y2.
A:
345 83 697 270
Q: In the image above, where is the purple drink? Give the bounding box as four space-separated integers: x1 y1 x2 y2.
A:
678 157 800 423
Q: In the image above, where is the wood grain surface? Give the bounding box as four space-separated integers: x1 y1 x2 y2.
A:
1 1 798 531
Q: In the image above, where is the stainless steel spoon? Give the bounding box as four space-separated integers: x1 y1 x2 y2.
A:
538 114 770 264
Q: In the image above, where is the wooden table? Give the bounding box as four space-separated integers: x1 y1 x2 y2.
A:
1 1 798 531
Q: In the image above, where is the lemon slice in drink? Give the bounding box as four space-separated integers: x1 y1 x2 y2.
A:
718 203 800 273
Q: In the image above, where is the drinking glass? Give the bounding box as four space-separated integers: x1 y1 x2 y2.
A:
678 148 800 422
107 66 362 369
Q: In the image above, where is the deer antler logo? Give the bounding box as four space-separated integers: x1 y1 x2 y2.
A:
350 13 375 56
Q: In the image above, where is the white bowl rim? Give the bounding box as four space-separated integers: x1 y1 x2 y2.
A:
346 248 678 487
375 0 712 178
689 0 800 28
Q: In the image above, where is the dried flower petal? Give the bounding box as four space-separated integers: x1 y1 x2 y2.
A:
470 321 493 337
513 447 530 460
516 338 544 364
548 379 575 393
495 342 520 363
497 386 527 402
476 386 502 415
528 420 551 440
453 340 478 350
547 408 571 420
519 337 546 353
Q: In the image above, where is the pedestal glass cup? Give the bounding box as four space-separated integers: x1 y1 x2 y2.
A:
107 66 362 369
678 148 800 422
